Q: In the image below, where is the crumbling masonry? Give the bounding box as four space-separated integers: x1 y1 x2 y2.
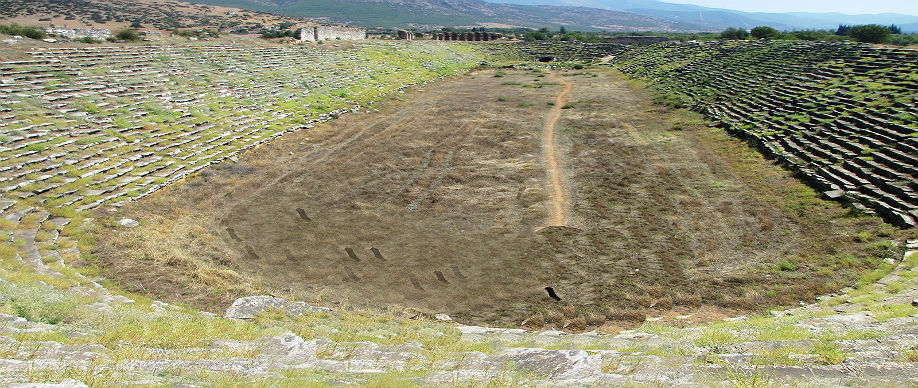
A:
297 26 366 41
432 32 500 41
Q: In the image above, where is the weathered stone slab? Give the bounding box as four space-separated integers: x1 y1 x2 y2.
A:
5 380 89 388
224 295 334 320
500 347 601 381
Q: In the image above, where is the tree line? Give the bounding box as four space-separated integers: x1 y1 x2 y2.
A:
720 24 915 45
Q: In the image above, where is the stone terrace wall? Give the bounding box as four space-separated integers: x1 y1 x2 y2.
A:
613 40 918 227
603 36 667 45
487 42 627 62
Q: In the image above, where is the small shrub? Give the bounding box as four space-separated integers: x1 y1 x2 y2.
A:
584 311 605 326
115 29 141 41
544 309 564 323
493 71 506 78
864 240 897 258
673 292 702 307
561 305 578 319
853 231 874 242
653 296 674 310
606 308 646 323
639 285 664 298
627 292 654 308
497 97 507 102
566 316 587 331
777 259 797 272
561 103 575 109
522 312 544 328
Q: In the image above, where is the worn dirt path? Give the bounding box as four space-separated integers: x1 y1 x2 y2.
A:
543 71 572 226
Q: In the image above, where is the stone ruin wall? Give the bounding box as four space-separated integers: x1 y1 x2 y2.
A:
297 26 366 41
317 26 366 41
507 42 629 62
45 27 112 40
397 30 415 40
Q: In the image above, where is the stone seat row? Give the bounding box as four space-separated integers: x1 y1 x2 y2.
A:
614 40 917 226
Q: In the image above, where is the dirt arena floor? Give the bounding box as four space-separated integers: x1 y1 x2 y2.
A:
95 68 903 329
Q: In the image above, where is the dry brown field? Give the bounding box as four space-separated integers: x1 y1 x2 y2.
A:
95 68 903 329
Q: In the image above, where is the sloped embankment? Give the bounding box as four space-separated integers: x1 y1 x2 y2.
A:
612 40 918 227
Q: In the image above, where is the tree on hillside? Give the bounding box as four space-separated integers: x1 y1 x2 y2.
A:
835 24 851 36
523 30 548 41
750 26 780 39
719 27 749 40
849 24 891 43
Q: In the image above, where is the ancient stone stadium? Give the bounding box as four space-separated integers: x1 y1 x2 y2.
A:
0 11 917 388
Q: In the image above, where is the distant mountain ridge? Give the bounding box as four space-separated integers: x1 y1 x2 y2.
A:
486 0 918 32
183 0 703 31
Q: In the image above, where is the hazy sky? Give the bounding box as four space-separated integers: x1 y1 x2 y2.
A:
666 0 918 15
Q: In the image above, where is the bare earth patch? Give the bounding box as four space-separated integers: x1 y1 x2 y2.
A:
94 68 904 329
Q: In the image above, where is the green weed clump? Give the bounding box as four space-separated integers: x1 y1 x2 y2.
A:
695 330 739 351
752 346 804 366
724 366 773 388
901 347 918 362
811 340 848 365
0 281 89 325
